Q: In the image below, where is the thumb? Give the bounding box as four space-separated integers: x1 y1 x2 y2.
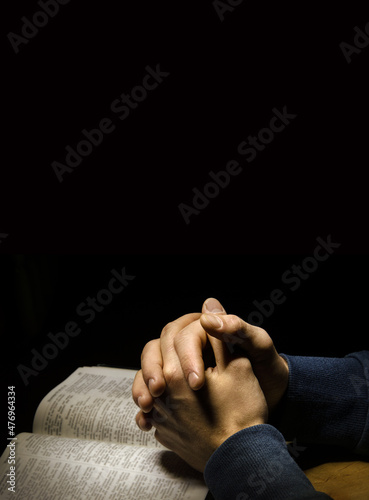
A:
200 313 277 364
202 297 227 315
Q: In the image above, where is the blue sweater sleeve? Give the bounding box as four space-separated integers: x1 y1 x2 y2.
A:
277 350 369 455
204 351 369 499
204 425 331 499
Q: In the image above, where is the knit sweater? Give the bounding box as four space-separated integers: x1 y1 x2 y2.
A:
204 351 369 499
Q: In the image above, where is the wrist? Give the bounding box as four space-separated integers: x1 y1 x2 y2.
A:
216 419 267 449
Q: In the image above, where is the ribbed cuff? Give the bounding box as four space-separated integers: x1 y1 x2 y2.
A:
204 424 324 500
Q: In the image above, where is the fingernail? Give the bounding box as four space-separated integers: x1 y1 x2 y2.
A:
188 372 199 388
203 314 223 329
148 378 155 392
143 420 152 431
138 396 143 409
204 298 225 313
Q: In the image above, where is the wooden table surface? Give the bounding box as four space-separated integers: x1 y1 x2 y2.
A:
304 461 369 500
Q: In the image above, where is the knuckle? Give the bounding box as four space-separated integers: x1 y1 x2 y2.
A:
228 314 242 324
233 356 252 371
162 365 180 386
255 326 267 336
161 321 174 338
226 315 247 341
255 327 274 350
228 314 244 331
141 339 159 362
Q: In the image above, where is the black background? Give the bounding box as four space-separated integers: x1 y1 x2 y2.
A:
1 0 368 465
1 1 369 253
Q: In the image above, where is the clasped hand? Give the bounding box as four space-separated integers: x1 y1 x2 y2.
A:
132 298 288 472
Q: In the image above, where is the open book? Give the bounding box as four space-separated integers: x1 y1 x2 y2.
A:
0 366 209 499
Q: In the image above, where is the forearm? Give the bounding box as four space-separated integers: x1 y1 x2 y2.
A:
275 351 369 455
204 425 332 500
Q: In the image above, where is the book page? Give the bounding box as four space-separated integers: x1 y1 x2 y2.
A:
0 433 208 500
33 366 162 448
